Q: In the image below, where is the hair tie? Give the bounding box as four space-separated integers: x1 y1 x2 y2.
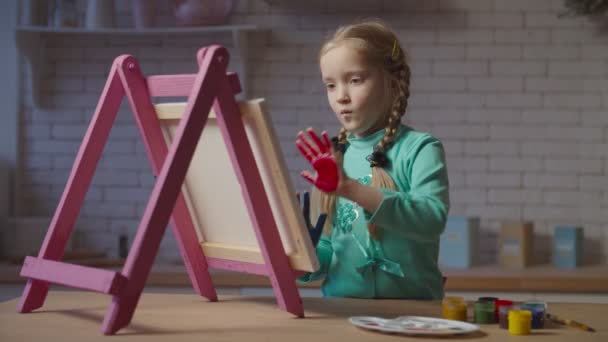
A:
330 136 348 154
366 147 389 168
384 40 404 74
387 62 405 74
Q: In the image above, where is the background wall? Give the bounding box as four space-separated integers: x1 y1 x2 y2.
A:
12 0 608 266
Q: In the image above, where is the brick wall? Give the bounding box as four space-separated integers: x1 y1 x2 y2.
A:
17 0 608 265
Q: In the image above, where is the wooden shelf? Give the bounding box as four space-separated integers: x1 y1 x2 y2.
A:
441 264 608 292
15 24 258 35
2 262 607 293
15 24 261 108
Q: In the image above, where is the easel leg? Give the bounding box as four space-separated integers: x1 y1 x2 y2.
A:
101 172 183 334
119 55 218 302
210 52 304 318
17 64 125 314
169 198 218 300
17 280 49 313
102 53 221 334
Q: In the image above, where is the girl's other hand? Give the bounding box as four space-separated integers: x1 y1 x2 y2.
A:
296 128 341 193
296 191 327 246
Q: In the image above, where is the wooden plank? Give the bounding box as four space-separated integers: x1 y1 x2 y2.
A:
519 278 608 293
16 25 258 34
445 277 523 292
147 73 240 98
6 250 108 265
206 257 268 275
20 257 126 295
202 243 264 264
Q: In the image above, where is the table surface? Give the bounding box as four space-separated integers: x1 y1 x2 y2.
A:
0 291 605 341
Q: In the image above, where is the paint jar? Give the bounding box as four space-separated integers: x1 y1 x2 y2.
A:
495 299 514 322
520 302 546 329
474 300 495 324
442 296 467 321
509 310 532 335
498 304 518 329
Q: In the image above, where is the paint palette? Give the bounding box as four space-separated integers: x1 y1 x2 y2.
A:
349 316 479 336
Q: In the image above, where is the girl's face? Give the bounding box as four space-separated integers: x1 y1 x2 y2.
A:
320 43 390 138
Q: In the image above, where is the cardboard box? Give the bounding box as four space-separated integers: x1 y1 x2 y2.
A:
553 225 583 269
499 222 534 268
439 216 479 268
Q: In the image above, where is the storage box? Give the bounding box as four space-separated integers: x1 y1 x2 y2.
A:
439 216 479 268
553 225 583 269
499 222 534 268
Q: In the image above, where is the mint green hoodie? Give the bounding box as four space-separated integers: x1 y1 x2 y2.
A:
299 124 450 299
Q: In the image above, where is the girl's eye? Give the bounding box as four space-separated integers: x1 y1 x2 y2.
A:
351 78 362 84
326 83 335 90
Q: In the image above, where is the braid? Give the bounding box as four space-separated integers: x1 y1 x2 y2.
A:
367 41 411 240
376 47 410 153
313 127 350 236
338 127 348 145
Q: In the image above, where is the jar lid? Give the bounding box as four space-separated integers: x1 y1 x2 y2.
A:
522 300 547 310
478 296 498 302
509 310 532 322
496 299 514 307
443 296 465 304
521 303 545 313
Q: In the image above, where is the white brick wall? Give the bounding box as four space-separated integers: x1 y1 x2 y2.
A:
16 0 608 265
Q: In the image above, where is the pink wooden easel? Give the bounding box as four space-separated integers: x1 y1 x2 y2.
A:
17 45 304 335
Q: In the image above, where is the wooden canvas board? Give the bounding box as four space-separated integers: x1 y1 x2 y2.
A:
155 99 319 272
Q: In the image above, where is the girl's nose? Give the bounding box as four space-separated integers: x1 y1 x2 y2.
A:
337 87 350 104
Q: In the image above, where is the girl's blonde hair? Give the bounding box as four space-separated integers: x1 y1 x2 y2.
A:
313 20 411 240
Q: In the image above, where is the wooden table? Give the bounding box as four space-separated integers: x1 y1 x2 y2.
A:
0 291 605 341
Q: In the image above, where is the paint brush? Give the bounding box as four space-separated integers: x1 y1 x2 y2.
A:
546 313 595 333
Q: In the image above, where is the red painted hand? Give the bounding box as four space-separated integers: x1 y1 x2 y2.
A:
296 128 339 193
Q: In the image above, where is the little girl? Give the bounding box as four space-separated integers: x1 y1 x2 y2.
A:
296 20 450 299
